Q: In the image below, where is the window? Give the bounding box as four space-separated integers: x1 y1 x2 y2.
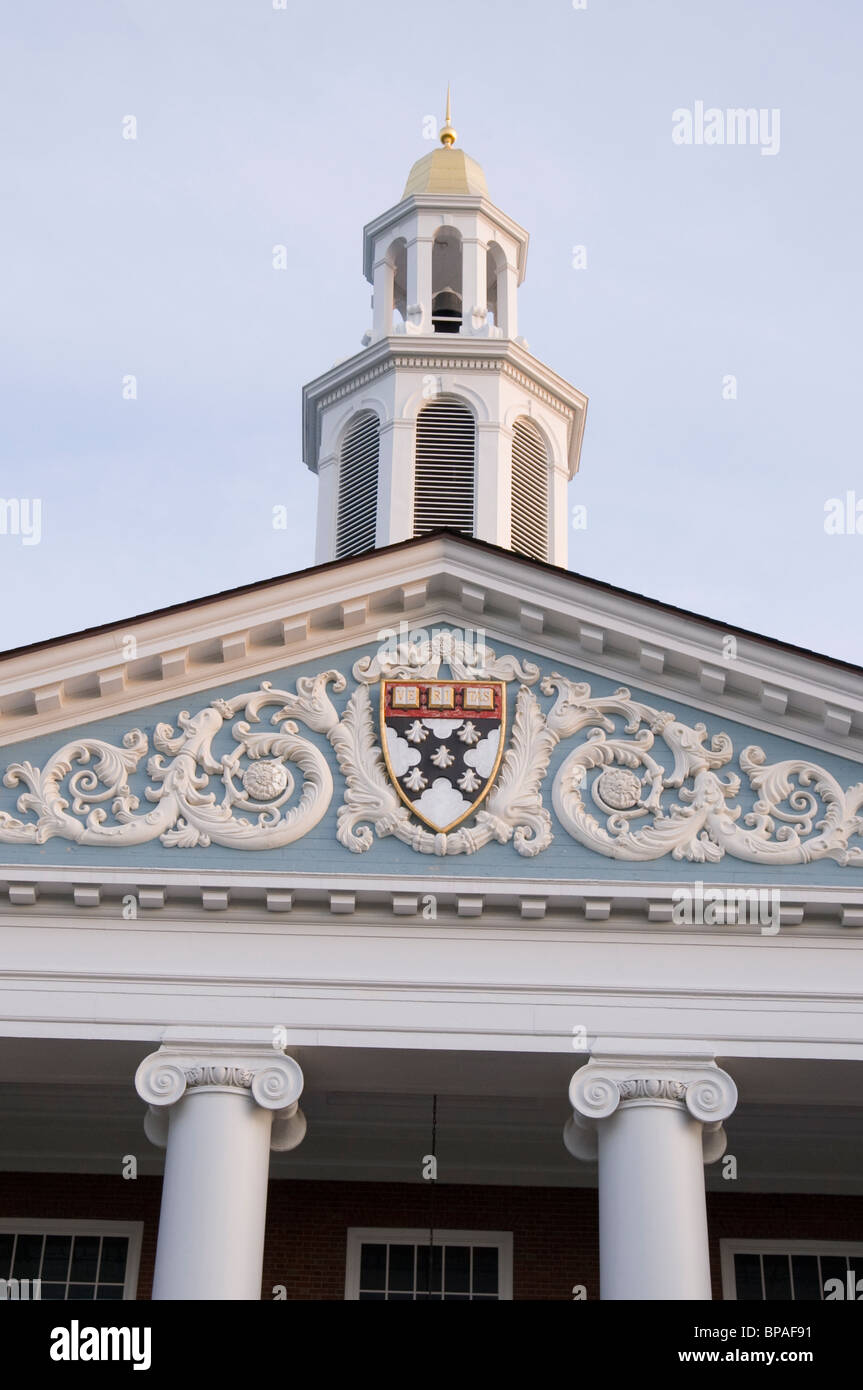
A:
721 1240 863 1301
511 417 549 561
0 1220 143 1300
431 226 463 333
413 397 475 536
345 1228 512 1301
336 411 380 558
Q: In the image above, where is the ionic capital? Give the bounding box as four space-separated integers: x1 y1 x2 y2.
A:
135 1042 306 1152
564 1053 737 1165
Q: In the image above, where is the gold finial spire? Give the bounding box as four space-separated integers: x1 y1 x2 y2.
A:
440 84 457 147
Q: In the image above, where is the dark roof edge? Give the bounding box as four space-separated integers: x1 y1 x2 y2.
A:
2 530 861 679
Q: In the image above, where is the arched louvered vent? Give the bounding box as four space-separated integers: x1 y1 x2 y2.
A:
413 398 476 536
511 418 549 561
336 412 380 559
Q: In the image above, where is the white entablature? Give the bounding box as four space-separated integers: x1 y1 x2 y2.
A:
302 104 587 570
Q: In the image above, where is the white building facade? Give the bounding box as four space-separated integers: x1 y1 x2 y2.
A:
0 121 861 1303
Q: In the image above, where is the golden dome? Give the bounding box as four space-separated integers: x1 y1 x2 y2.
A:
402 88 488 199
402 145 489 199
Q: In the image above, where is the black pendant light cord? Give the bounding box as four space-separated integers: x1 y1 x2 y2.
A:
427 1093 437 1297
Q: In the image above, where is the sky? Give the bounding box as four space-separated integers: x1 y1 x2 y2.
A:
1 0 861 662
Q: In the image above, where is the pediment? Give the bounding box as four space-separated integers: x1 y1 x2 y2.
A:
0 537 861 897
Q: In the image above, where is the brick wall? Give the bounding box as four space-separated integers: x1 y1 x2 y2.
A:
0 1173 860 1300
0 1172 161 1298
262 1180 599 1300
706 1191 863 1299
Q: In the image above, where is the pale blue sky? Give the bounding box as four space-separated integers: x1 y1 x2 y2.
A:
1 0 861 661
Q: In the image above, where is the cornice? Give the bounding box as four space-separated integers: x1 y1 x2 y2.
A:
0 865 861 933
301 336 588 474
0 536 860 764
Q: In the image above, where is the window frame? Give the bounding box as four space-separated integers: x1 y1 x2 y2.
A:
720 1237 863 1301
0 1218 144 1300
345 1227 513 1301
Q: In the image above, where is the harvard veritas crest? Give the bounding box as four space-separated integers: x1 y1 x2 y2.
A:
380 679 507 833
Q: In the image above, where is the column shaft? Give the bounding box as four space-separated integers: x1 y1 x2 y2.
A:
153 1089 273 1300
597 1101 712 1299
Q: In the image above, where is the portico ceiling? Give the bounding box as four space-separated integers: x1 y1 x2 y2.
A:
0 1038 860 1195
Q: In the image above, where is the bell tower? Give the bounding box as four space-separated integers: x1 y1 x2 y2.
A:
302 95 587 568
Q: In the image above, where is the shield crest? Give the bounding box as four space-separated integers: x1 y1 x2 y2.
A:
380 679 507 833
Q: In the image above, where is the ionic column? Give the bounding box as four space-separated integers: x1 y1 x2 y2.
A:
564 1053 737 1300
136 1042 306 1300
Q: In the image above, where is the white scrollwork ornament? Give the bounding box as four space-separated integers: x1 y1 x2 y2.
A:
544 676 863 865
0 685 335 850
1 652 861 866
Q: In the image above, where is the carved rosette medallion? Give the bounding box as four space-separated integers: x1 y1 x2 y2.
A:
595 767 642 812
242 760 289 801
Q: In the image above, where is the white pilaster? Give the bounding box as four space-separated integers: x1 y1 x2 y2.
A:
564 1053 737 1300
461 237 488 337
550 459 569 567
500 261 518 339
474 421 511 547
376 418 415 545
405 236 432 334
314 454 337 565
372 257 394 341
136 1042 306 1301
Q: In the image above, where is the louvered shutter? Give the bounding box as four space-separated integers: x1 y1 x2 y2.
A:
413 398 475 536
511 418 548 561
336 412 380 558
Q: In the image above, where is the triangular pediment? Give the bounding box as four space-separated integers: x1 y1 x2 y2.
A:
1 537 861 902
